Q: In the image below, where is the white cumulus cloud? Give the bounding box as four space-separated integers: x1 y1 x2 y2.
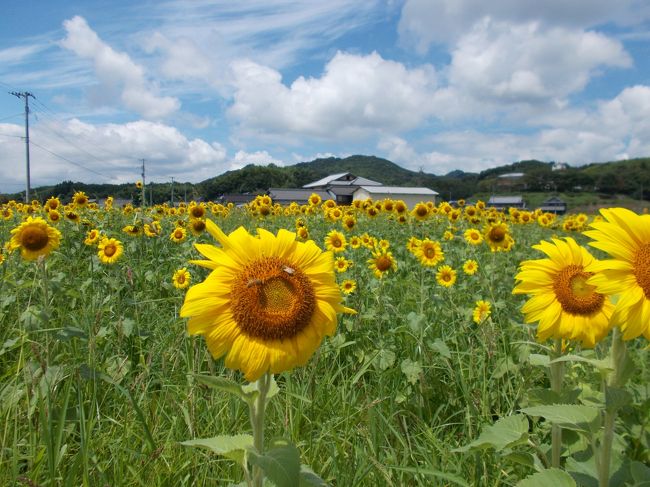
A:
448 19 632 106
59 16 180 119
0 118 228 192
229 150 284 170
398 0 650 50
228 51 437 140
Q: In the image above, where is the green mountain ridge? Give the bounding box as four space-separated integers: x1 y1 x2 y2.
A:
2 155 649 204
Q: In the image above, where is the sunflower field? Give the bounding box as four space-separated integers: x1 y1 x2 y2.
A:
0 193 649 486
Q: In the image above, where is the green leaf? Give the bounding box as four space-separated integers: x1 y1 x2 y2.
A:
375 349 396 371
526 388 561 406
502 452 535 468
521 405 599 431
388 466 469 486
605 387 632 411
406 312 426 333
119 318 135 337
400 359 422 385
528 354 550 367
516 468 576 487
429 338 451 359
299 464 328 486
248 439 300 487
241 375 279 402
0 336 21 357
194 375 247 399
181 434 253 465
565 454 598 486
456 414 529 452
56 326 88 341
492 357 519 379
548 354 612 373
631 461 650 483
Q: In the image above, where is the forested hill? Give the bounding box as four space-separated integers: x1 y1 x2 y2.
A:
198 155 451 199
3 155 650 203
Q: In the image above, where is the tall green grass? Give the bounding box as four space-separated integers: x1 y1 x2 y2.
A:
0 207 648 486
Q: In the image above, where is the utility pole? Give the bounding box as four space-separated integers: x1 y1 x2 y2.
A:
170 177 175 206
10 91 34 202
140 158 146 207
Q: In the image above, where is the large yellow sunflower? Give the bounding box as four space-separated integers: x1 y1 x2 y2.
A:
416 239 444 267
484 221 514 252
464 228 483 245
473 300 491 324
97 237 123 264
324 230 347 253
308 193 322 206
180 220 354 381
436 265 457 287
172 267 191 289
170 226 187 243
9 216 62 261
583 207 650 340
72 191 89 207
513 237 614 347
411 202 430 221
367 250 397 279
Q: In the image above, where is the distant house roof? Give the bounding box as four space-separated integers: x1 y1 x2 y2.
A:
219 193 258 204
488 196 525 205
303 172 382 188
541 196 565 204
327 186 358 196
538 196 567 213
355 186 439 196
552 162 569 171
268 188 330 204
497 172 525 178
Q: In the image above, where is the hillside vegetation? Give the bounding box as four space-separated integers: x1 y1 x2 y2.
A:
3 155 649 205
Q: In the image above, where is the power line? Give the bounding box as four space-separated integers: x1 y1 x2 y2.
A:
0 79 18 92
0 113 23 123
0 132 23 139
30 107 123 167
29 97 133 161
29 140 114 179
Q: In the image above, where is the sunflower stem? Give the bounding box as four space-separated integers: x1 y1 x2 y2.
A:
250 372 271 487
598 327 626 487
550 338 565 468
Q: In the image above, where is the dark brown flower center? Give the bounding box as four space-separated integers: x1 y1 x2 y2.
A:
634 244 650 298
21 226 49 251
553 264 605 315
375 255 393 272
489 226 506 242
231 257 315 340
103 244 117 257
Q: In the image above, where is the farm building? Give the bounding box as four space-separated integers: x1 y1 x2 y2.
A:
303 172 382 189
538 196 567 214
219 193 258 206
353 186 439 207
487 195 527 210
268 188 330 205
302 172 383 204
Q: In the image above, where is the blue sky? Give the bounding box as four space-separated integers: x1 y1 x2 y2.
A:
1 0 650 193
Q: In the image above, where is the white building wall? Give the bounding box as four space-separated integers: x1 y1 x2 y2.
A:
353 189 436 208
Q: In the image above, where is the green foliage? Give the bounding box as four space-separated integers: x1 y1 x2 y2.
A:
6 155 650 205
0 202 648 486
456 415 529 452
516 468 576 487
181 435 254 466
